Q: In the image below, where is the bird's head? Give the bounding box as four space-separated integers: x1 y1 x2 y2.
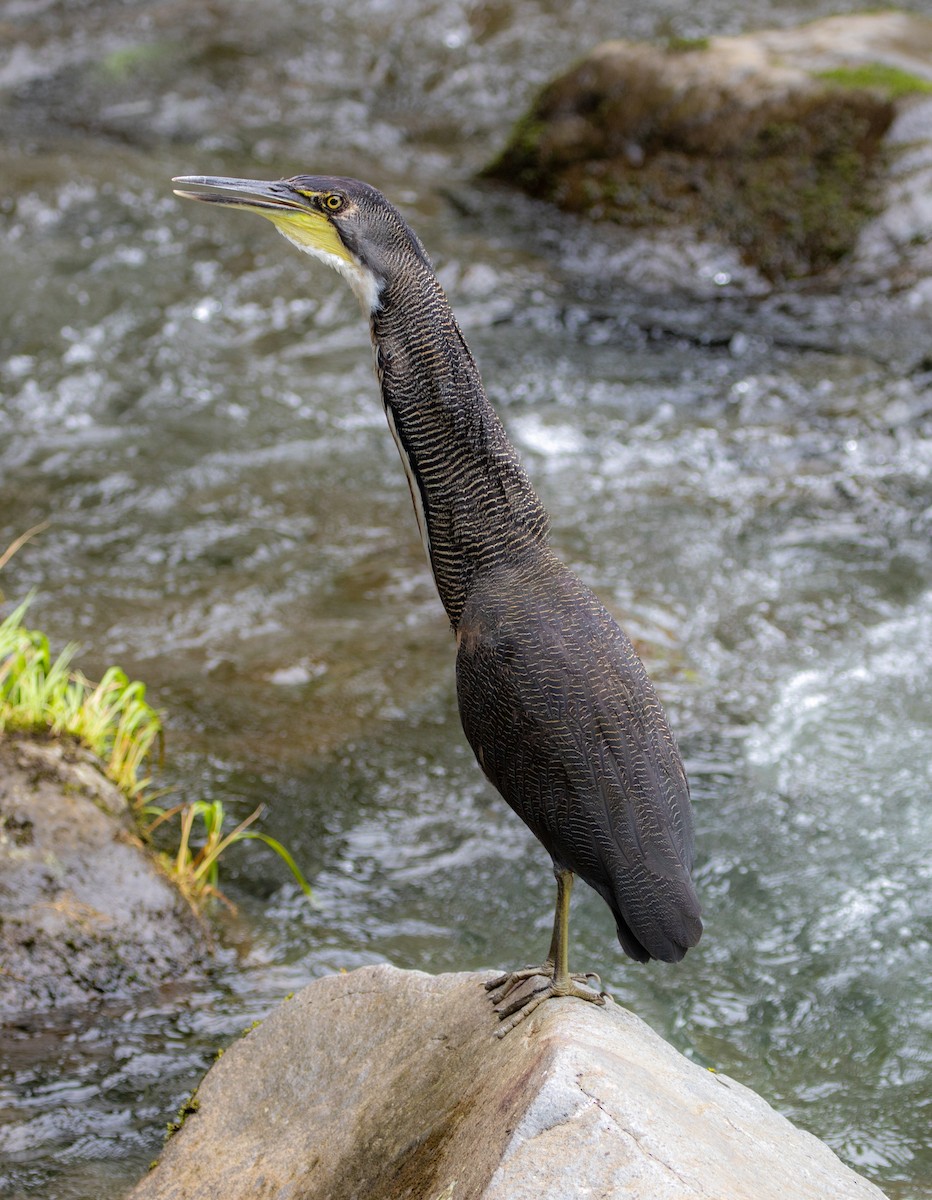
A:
172 174 430 312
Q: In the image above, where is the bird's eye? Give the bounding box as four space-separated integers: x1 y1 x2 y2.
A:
324 194 344 212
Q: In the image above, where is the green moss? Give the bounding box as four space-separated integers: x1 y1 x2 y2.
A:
816 63 932 98
483 112 550 184
720 91 894 277
485 61 896 279
165 1091 200 1139
667 36 710 53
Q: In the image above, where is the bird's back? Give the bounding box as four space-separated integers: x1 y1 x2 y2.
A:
455 548 702 963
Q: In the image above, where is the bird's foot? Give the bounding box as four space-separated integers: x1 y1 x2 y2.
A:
486 968 608 1038
485 963 601 1005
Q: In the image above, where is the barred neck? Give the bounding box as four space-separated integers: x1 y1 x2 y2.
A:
370 266 549 628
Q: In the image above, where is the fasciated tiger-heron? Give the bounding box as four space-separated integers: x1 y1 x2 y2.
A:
172 174 703 1034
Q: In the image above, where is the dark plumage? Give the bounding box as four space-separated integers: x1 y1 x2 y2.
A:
457 551 701 965
172 172 702 1031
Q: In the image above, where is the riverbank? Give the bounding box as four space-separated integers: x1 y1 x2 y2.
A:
0 734 209 1013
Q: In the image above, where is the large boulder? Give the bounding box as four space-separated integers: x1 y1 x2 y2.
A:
485 12 932 283
0 734 208 1013
130 964 888 1200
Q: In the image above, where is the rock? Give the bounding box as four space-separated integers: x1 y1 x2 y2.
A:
130 964 888 1200
485 12 932 283
0 734 209 1014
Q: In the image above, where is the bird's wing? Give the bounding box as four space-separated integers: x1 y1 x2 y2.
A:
456 565 700 959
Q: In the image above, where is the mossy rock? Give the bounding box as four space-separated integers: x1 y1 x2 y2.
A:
485 12 932 280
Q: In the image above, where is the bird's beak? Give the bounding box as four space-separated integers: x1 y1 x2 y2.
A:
172 175 308 213
172 174 351 265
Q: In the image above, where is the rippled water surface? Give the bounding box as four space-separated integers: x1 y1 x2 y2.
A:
1 0 931 1196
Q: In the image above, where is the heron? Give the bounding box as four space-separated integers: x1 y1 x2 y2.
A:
172 174 702 1034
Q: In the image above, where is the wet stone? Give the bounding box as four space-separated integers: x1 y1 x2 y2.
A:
0 735 209 1015
131 964 890 1200
486 12 932 283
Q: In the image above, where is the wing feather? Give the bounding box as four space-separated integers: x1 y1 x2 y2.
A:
456 554 702 962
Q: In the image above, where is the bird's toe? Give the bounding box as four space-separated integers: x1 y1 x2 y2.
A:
488 970 607 1036
484 963 553 1002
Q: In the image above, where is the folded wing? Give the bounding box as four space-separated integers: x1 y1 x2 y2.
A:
456 555 702 963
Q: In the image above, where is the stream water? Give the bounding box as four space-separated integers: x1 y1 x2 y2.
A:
1 0 931 1196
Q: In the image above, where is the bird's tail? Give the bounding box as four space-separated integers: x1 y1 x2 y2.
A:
600 875 703 964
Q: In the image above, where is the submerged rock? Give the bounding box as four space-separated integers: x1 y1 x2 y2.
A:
0 735 208 1014
131 963 888 1200
486 12 932 283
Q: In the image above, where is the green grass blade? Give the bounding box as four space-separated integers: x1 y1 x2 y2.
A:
237 832 314 899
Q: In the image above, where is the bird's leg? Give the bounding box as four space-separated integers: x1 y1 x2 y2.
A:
486 868 601 1001
488 867 606 1036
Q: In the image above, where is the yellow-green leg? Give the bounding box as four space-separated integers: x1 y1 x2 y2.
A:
485 866 606 1037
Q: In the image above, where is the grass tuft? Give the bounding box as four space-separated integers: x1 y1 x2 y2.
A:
145 797 313 909
1 590 312 912
0 594 162 797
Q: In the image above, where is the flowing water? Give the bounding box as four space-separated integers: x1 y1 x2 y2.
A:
1 0 931 1196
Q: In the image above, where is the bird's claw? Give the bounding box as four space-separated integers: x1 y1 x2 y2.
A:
486 967 608 1037
484 964 553 1004
485 965 601 1003
492 973 553 1019
491 973 606 1038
